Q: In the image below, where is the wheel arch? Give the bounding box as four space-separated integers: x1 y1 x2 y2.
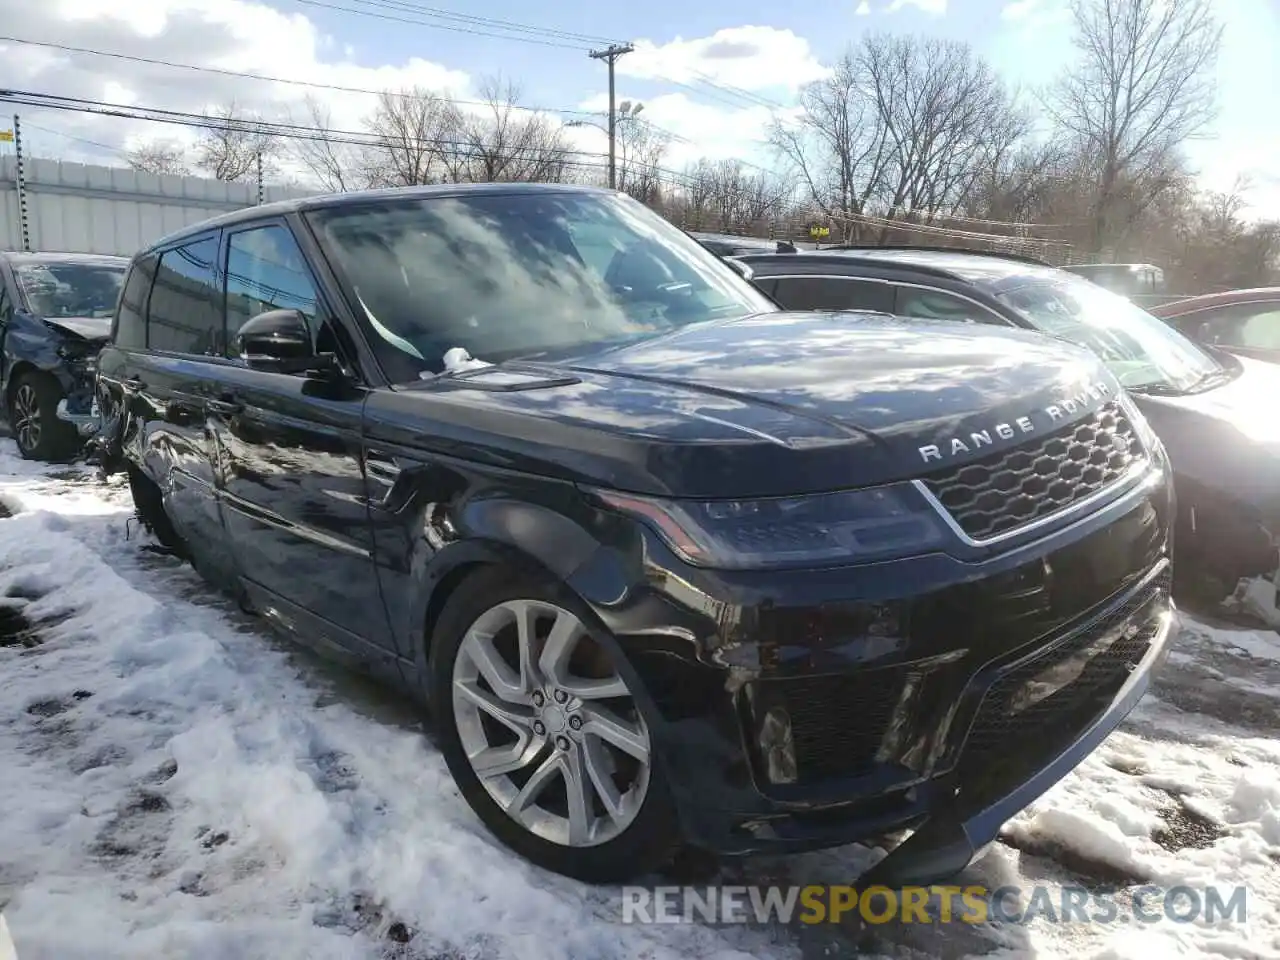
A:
4 360 39 406
410 532 651 719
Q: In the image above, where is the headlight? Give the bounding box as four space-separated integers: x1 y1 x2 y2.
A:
1119 392 1164 463
593 483 950 570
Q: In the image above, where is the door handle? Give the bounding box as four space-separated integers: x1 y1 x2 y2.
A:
205 395 242 417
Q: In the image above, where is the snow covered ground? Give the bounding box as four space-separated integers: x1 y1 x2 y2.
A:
0 443 1277 960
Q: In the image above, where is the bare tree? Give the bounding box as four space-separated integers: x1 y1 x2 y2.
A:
671 159 791 234
288 95 367 192
124 140 191 176
363 86 454 187
770 35 1029 241
1046 0 1222 252
614 102 669 205
193 102 279 182
443 75 572 184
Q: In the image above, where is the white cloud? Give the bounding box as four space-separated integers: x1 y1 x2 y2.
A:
575 91 799 171
1 1 809 189
1000 0 1049 20
856 1 872 14
0 0 473 176
619 26 829 94
887 0 948 14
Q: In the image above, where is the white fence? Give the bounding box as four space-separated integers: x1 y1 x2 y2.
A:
0 157 313 257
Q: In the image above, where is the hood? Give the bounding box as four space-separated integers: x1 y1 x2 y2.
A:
42 316 112 342
380 311 1122 498
1132 355 1280 514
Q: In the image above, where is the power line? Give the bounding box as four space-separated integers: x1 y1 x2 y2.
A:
0 35 599 117
291 0 599 50
0 89 606 161
0 35 705 159
18 120 122 155
0 90 725 185
321 0 621 45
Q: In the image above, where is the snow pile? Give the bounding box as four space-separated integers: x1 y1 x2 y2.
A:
0 445 1276 960
0 458 775 960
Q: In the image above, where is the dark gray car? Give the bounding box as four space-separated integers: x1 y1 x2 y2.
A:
0 251 128 460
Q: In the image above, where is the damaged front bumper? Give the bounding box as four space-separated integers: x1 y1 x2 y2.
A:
56 394 101 438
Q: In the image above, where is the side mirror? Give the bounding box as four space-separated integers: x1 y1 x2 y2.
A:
1195 320 1218 344
235 309 333 375
724 258 754 281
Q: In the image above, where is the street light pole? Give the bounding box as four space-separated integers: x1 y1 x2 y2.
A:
588 43 634 190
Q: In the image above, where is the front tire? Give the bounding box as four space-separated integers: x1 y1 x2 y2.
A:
430 567 679 883
8 371 79 462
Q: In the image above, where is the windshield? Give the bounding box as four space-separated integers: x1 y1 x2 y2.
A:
308 191 776 381
14 261 126 319
996 274 1219 392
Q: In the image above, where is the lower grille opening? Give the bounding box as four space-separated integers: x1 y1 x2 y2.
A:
954 576 1167 805
746 668 909 784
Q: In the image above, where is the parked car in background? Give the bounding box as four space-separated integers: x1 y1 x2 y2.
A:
736 246 1280 605
96 184 1174 885
0 251 128 460
1150 289 1280 366
690 231 797 257
1061 262 1186 311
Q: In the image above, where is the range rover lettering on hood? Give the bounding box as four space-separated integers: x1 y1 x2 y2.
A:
919 380 1113 464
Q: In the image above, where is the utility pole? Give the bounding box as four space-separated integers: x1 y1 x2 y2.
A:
256 150 264 205
13 114 30 252
588 43 634 190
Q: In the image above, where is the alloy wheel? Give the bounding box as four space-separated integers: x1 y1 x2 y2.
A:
12 383 41 453
451 598 652 847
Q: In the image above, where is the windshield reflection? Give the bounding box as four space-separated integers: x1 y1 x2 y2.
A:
15 262 126 319
997 275 1219 393
309 191 775 382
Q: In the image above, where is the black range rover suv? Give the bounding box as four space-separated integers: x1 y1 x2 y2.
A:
95 185 1176 884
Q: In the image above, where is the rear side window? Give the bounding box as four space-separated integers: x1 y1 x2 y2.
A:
148 238 221 355
895 287 1007 326
114 254 158 349
771 276 895 313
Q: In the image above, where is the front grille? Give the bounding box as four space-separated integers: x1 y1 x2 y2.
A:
958 571 1167 777
923 401 1144 540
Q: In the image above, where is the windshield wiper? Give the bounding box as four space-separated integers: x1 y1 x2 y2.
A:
1129 366 1232 397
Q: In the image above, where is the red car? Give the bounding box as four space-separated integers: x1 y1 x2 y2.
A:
1151 288 1280 365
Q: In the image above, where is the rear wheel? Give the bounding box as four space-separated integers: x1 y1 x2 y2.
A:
430 567 679 882
8 372 79 462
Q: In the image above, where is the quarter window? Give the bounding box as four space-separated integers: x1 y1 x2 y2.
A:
147 240 221 355
224 224 320 352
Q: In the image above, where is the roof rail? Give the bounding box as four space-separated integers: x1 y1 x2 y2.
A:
816 244 1053 267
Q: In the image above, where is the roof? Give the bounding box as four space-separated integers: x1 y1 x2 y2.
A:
1 251 130 268
736 247 1060 287
691 231 781 247
1150 288 1280 317
147 182 614 251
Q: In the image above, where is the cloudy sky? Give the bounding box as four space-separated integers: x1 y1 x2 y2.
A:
0 0 1276 217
